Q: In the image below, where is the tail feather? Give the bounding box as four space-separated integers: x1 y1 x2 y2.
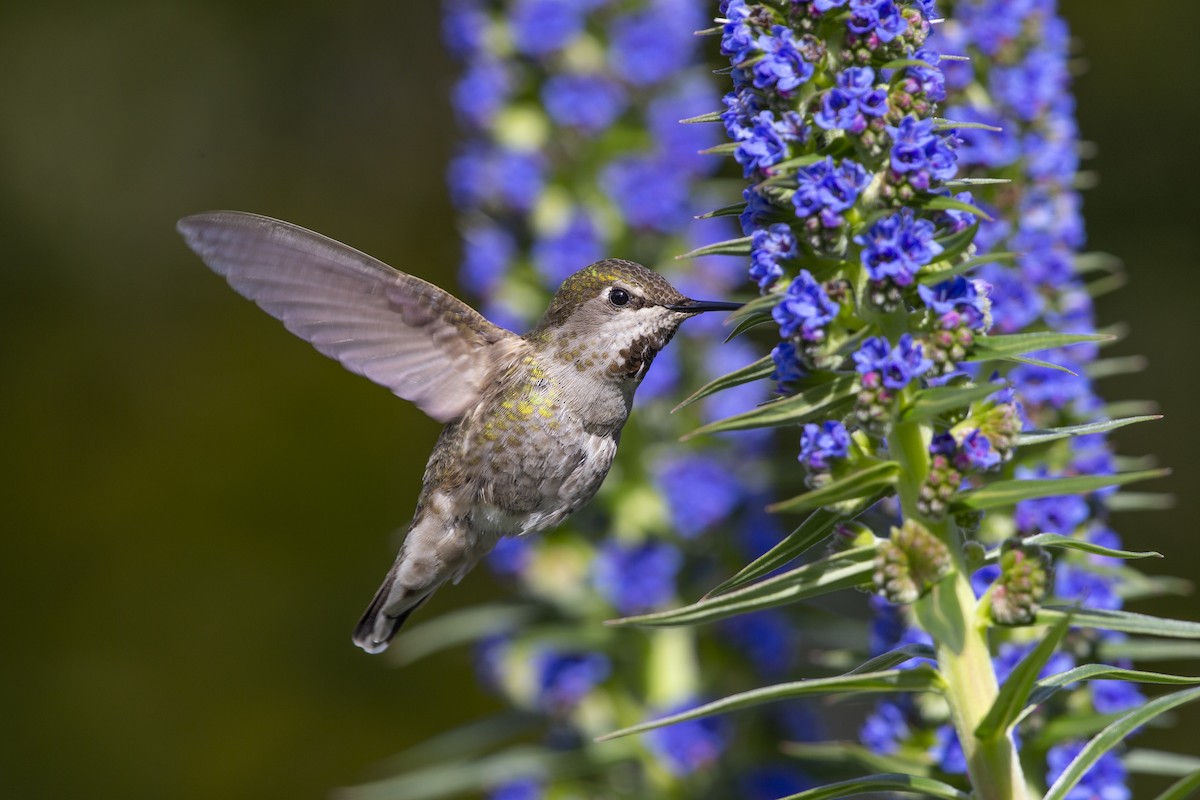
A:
352 571 432 654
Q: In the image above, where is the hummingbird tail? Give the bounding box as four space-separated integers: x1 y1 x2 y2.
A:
352 573 431 654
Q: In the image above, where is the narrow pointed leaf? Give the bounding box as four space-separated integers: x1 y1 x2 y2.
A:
775 774 970 800
1099 639 1200 663
676 235 751 259
920 193 994 220
768 461 900 514
1086 355 1148 380
673 355 774 412
1044 687 1200 800
1126 748 1200 777
699 141 739 156
1017 415 1162 446
724 311 776 341
1002 353 1079 374
1151 770 1200 800
1022 664 1200 725
917 250 1018 285
683 374 857 439
850 643 937 673
1038 607 1200 639
706 494 880 597
723 292 777 325
969 331 1113 360
1022 532 1162 560
955 468 1169 511
609 546 877 628
392 604 539 666
901 382 1002 422
1104 492 1176 512
679 110 722 124
695 201 745 220
930 221 980 263
781 742 929 777
976 615 1071 740
595 666 942 742
943 177 1011 186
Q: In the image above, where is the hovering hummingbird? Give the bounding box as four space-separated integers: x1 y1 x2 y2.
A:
178 211 741 654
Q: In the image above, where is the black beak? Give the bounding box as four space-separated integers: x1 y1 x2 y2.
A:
664 298 743 313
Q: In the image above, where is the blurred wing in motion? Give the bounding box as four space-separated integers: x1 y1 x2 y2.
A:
178 211 514 423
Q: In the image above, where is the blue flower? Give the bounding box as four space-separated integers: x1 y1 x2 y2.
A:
861 698 911 755
792 157 871 218
533 650 611 712
814 67 888 133
610 0 702 86
542 74 627 133
532 210 604 287
854 335 932 390
1092 679 1145 714
1045 741 1131 800
930 724 968 774
720 610 795 677
441 0 489 58
798 421 851 472
1014 473 1091 534
603 155 690 233
733 110 808 177
459 221 516 296
918 276 991 330
978 262 1044 333
1056 563 1121 611
654 455 742 537
813 0 849 11
856 209 943 287
646 700 728 775
510 0 584 57
770 342 807 390
593 540 682 615
453 60 511 128
848 0 909 44
958 429 1000 470
752 26 813 93
773 270 839 340
720 0 758 63
487 535 533 577
887 117 959 190
490 778 543 800
749 223 796 289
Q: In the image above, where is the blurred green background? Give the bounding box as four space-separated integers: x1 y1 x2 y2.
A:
2 2 1196 798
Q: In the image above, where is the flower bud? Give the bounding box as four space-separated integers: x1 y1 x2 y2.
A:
873 519 952 605
989 538 1053 626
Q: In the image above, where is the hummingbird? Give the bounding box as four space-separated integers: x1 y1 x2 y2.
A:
177 211 741 654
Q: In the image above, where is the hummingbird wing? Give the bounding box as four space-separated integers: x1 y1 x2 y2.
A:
178 211 515 423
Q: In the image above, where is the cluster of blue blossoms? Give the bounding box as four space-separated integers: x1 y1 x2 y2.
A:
369 2 1166 799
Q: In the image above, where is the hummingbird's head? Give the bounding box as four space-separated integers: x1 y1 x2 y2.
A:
527 259 741 387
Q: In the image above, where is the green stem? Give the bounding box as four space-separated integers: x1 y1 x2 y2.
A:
893 418 1029 800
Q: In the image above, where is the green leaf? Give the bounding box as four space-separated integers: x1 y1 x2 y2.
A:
1024 664 1200 719
673 355 774 412
929 221 980 264
1022 532 1162 560
683 374 858 439
901 382 1001 423
595 666 942 742
705 494 880 597
917 251 1018 285
1086 355 1148 380
781 742 928 777
1151 769 1200 800
943 177 1012 186
920 193 994 221
679 110 722 124
391 604 540 666
1104 492 1176 512
1044 687 1200 800
775 774 970 800
1001 353 1079 375
676 235 751 259
1126 748 1200 776
850 643 938 673
883 57 939 70
1099 639 1200 663
723 311 776 342
694 201 745 220
955 468 1169 511
767 461 901 514
1017 415 1162 446
339 744 616 800
970 331 1113 361
722 291 776 325
699 141 740 156
608 546 877 628
976 615 1071 740
1038 607 1200 639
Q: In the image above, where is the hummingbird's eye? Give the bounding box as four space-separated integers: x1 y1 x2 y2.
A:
609 287 631 307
